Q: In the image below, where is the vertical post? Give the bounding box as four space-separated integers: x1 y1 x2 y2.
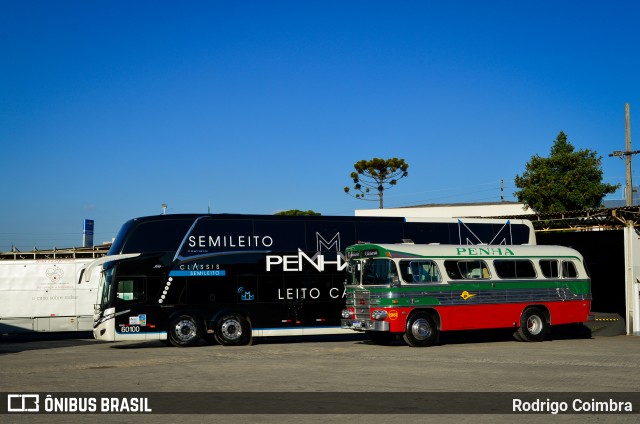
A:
624 222 640 335
625 223 633 334
625 103 632 206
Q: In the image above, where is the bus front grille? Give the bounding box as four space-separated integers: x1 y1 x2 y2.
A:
353 290 370 320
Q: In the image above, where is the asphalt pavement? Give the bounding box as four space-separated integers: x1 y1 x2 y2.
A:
1 327 639 424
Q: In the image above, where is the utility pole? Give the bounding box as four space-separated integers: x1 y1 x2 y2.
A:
609 103 639 206
625 103 633 206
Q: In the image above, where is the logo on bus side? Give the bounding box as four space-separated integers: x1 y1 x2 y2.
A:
238 287 255 301
266 250 348 272
388 310 399 320
456 247 515 256
266 232 347 272
187 235 274 249
460 291 477 300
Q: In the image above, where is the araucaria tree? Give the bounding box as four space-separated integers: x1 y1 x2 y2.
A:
344 157 409 208
514 131 619 213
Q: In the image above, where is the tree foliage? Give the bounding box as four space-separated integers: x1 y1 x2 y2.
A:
344 157 409 208
514 131 619 213
274 209 321 216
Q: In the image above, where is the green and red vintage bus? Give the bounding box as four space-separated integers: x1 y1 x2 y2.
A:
340 243 591 346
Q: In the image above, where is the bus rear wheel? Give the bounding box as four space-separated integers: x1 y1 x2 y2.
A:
168 314 202 347
403 313 438 347
516 307 548 342
215 314 252 346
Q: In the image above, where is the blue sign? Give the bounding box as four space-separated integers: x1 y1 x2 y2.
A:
83 219 94 247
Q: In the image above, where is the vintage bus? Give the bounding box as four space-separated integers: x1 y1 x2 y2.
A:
340 243 591 346
86 214 535 346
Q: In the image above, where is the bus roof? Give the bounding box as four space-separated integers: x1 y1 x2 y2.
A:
346 243 583 260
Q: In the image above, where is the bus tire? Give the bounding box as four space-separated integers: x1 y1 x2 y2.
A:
517 307 548 342
403 312 438 347
168 314 202 347
215 314 252 346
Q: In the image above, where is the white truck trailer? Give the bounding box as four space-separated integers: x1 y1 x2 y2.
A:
0 246 108 334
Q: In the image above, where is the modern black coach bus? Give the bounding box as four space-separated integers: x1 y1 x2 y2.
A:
85 214 535 346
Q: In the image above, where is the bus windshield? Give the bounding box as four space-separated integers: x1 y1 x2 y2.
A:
96 267 114 309
347 259 400 286
346 259 362 285
361 259 399 286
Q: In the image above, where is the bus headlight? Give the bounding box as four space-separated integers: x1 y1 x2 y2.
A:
341 309 353 319
372 310 388 320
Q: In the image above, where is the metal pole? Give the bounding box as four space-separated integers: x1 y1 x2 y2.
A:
625 223 634 334
625 103 632 206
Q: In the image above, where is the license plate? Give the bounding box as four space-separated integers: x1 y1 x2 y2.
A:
352 320 362 329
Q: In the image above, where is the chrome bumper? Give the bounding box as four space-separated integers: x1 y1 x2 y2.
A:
341 319 390 332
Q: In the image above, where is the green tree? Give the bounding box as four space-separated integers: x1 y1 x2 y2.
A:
275 209 321 216
514 131 619 213
344 157 409 208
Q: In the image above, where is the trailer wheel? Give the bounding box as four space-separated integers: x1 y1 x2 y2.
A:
516 307 548 342
168 314 202 347
215 314 252 346
403 313 437 347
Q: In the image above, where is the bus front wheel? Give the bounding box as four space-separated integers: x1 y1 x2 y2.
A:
403 313 438 347
168 314 202 347
516 307 548 342
215 314 252 346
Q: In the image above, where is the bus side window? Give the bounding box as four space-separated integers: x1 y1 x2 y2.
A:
562 261 578 278
444 261 463 279
462 261 490 279
444 260 489 280
400 260 442 283
494 260 536 279
116 278 145 303
539 259 559 278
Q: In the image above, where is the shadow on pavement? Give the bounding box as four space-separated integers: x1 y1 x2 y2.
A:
0 331 100 355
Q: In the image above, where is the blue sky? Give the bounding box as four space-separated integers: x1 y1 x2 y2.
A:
1 0 639 251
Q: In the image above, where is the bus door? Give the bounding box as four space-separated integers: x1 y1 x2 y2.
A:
112 274 164 340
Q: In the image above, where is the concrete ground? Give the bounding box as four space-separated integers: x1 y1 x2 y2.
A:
1 326 639 424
